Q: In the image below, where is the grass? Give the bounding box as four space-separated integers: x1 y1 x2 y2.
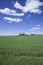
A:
0 35 43 65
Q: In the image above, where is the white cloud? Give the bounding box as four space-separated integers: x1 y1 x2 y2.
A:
28 14 31 17
30 25 41 31
0 8 24 16
14 0 43 14
28 25 43 34
14 1 23 10
3 17 22 23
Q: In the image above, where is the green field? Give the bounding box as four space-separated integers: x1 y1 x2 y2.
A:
0 35 43 65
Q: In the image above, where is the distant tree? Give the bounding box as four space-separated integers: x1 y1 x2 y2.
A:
31 34 35 36
19 33 26 36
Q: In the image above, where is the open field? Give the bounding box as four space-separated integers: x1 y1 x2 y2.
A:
0 35 43 65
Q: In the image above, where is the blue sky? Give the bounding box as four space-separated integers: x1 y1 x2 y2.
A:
0 0 43 35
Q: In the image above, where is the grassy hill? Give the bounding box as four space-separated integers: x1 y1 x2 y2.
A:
0 35 43 65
